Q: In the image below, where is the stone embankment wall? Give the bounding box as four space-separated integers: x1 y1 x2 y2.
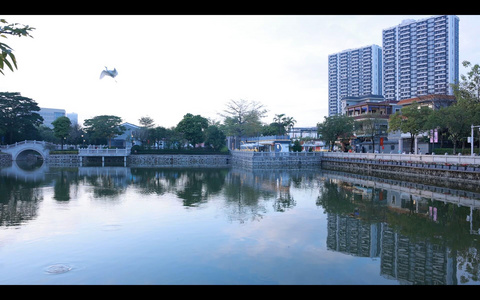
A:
321 153 480 184
128 154 231 167
0 152 12 167
231 150 322 169
46 154 81 166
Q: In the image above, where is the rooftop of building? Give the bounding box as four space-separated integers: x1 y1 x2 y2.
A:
397 94 456 106
346 100 399 109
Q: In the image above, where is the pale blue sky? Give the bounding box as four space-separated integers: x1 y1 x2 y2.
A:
2 15 479 128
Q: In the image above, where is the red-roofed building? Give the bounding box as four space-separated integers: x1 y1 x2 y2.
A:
394 94 456 154
396 94 456 109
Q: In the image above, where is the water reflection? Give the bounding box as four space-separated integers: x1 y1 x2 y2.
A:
317 170 480 285
1 163 480 284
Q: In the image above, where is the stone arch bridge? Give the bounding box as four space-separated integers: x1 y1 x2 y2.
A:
0 140 58 161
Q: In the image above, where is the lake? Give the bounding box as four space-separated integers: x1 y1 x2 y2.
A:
1 162 480 285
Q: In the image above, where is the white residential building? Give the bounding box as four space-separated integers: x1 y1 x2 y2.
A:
328 44 382 116
382 15 459 101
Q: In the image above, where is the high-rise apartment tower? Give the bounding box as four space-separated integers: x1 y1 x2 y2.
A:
328 45 382 116
382 15 459 101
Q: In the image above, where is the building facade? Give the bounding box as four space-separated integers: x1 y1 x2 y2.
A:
328 44 382 116
112 122 141 148
66 112 78 126
38 107 66 128
382 15 459 101
39 108 79 129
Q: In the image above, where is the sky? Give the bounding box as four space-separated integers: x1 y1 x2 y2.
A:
2 14 480 128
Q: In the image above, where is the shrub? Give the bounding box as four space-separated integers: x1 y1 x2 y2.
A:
50 150 79 155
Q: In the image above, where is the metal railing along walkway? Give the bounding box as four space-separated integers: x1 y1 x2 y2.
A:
78 148 130 157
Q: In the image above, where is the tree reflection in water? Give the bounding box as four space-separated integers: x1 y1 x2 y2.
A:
1 165 480 284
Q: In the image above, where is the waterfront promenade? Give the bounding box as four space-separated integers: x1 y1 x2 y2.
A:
321 151 480 185
323 151 480 166
2 140 480 177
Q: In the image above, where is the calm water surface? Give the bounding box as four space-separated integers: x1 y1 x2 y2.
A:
1 161 480 285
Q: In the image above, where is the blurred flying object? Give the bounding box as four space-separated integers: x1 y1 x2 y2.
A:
100 67 118 81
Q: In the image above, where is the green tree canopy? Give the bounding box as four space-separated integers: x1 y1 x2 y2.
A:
147 126 168 149
176 113 209 147
52 116 72 150
0 92 43 144
435 105 471 154
440 60 480 153
291 139 302 152
458 60 480 102
0 19 35 75
317 114 354 151
83 115 125 147
267 113 297 135
204 124 226 151
388 102 432 153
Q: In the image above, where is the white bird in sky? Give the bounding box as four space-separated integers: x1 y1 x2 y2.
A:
100 67 118 81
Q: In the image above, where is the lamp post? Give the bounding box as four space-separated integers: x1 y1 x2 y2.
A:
470 125 480 155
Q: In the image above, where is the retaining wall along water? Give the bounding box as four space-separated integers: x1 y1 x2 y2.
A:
128 154 231 167
230 150 322 169
4 148 480 185
321 152 480 183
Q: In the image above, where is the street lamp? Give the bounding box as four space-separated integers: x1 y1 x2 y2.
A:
470 125 480 155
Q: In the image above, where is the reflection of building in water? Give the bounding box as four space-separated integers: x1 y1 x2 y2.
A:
325 170 480 233
327 214 382 257
326 213 457 284
380 224 457 285
322 169 479 284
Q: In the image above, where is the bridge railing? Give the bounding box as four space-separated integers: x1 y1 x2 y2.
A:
78 148 130 156
0 140 58 149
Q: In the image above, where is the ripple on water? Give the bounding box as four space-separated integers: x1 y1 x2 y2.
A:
45 264 72 274
101 224 122 231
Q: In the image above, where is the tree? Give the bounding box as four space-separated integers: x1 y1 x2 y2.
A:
388 102 432 154
267 113 297 135
137 116 155 147
52 116 71 150
148 126 167 149
0 92 43 144
449 60 480 152
139 116 155 128
67 123 86 147
437 105 471 154
83 115 125 147
37 125 57 143
458 61 480 102
317 115 354 151
291 140 302 152
176 113 209 147
205 124 226 151
219 99 267 137
355 113 387 153
0 19 35 75
165 126 183 149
